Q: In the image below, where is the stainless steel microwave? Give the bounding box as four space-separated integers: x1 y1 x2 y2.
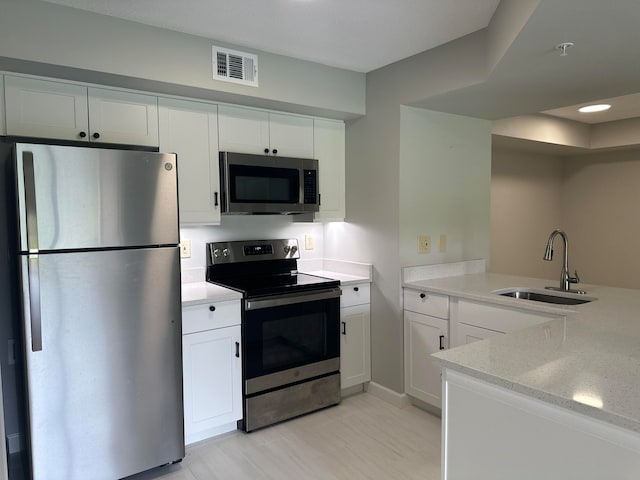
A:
219 152 320 214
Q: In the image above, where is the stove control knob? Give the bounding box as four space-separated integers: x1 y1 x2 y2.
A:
222 248 230 257
213 248 221 258
283 245 291 255
290 245 298 255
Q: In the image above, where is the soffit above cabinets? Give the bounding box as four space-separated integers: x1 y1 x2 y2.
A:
38 0 500 73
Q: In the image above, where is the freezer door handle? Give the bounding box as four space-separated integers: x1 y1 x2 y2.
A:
22 151 40 253
28 255 43 352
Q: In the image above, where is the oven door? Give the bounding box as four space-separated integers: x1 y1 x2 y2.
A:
243 288 341 394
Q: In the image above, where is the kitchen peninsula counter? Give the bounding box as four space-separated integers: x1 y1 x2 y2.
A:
407 268 640 433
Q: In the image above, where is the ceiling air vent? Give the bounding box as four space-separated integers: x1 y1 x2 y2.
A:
212 46 259 87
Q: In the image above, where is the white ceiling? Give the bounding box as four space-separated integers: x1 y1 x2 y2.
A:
36 0 640 127
541 93 640 125
39 0 500 73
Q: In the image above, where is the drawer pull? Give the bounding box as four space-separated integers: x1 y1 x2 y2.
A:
341 321 347 335
420 293 426 299
209 305 216 312
353 287 359 292
439 335 446 350
235 341 240 358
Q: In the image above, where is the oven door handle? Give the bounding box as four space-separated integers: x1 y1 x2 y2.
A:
246 288 342 310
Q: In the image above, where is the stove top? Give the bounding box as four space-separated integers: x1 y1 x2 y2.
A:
205 239 340 298
208 271 339 298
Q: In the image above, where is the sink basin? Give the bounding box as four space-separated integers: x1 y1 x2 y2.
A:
492 288 596 305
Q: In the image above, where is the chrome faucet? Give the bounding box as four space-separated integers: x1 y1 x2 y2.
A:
543 229 585 293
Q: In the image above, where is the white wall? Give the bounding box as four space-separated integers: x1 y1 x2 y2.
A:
563 150 640 289
180 216 325 277
399 106 491 267
490 147 564 279
490 146 640 290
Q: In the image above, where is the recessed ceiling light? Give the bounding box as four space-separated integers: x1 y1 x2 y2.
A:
578 104 611 113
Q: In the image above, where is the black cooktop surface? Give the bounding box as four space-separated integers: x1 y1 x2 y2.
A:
208 271 340 298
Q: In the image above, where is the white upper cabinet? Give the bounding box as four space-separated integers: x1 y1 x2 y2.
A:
159 98 220 225
218 104 314 158
5 75 89 141
4 75 158 146
313 118 346 221
268 112 314 158
217 105 269 155
87 87 158 146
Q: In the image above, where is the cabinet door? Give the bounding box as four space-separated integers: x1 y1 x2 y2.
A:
268 112 314 158
456 322 504 346
159 98 220 225
340 303 371 389
87 87 159 146
4 75 89 141
182 325 242 445
218 104 269 154
313 118 345 221
404 310 448 408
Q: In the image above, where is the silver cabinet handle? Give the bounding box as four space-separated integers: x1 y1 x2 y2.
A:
28 255 42 352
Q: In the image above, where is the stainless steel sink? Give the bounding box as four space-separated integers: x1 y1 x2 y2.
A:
492 287 596 305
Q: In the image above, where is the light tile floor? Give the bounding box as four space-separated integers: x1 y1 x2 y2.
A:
129 393 442 480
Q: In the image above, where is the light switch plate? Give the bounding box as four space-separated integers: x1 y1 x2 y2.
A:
305 234 315 250
418 235 431 253
180 239 191 258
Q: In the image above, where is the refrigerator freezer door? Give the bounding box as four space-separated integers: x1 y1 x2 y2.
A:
20 247 184 480
15 143 179 252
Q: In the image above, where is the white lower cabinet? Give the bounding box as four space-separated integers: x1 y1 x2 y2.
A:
340 283 371 389
456 322 504 345
450 297 562 347
182 300 242 445
404 310 448 408
403 289 450 408
443 369 640 479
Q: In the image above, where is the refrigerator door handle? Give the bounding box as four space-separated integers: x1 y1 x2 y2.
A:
27 255 43 352
22 151 40 253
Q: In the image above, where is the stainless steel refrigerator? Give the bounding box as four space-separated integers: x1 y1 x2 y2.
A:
10 143 184 479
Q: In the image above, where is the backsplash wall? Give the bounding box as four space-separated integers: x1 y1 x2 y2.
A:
180 216 325 281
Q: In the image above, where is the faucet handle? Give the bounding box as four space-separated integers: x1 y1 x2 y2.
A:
570 270 580 284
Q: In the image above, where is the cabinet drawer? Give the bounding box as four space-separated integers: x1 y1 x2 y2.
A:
182 300 241 335
341 283 370 307
403 289 449 319
454 298 561 333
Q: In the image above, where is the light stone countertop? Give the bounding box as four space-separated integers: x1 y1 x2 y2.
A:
181 259 371 306
181 282 242 307
408 271 640 433
303 270 370 286
298 259 372 286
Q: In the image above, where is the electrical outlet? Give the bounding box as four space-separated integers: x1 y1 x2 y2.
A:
305 234 315 250
180 239 191 258
439 234 447 253
418 235 431 253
